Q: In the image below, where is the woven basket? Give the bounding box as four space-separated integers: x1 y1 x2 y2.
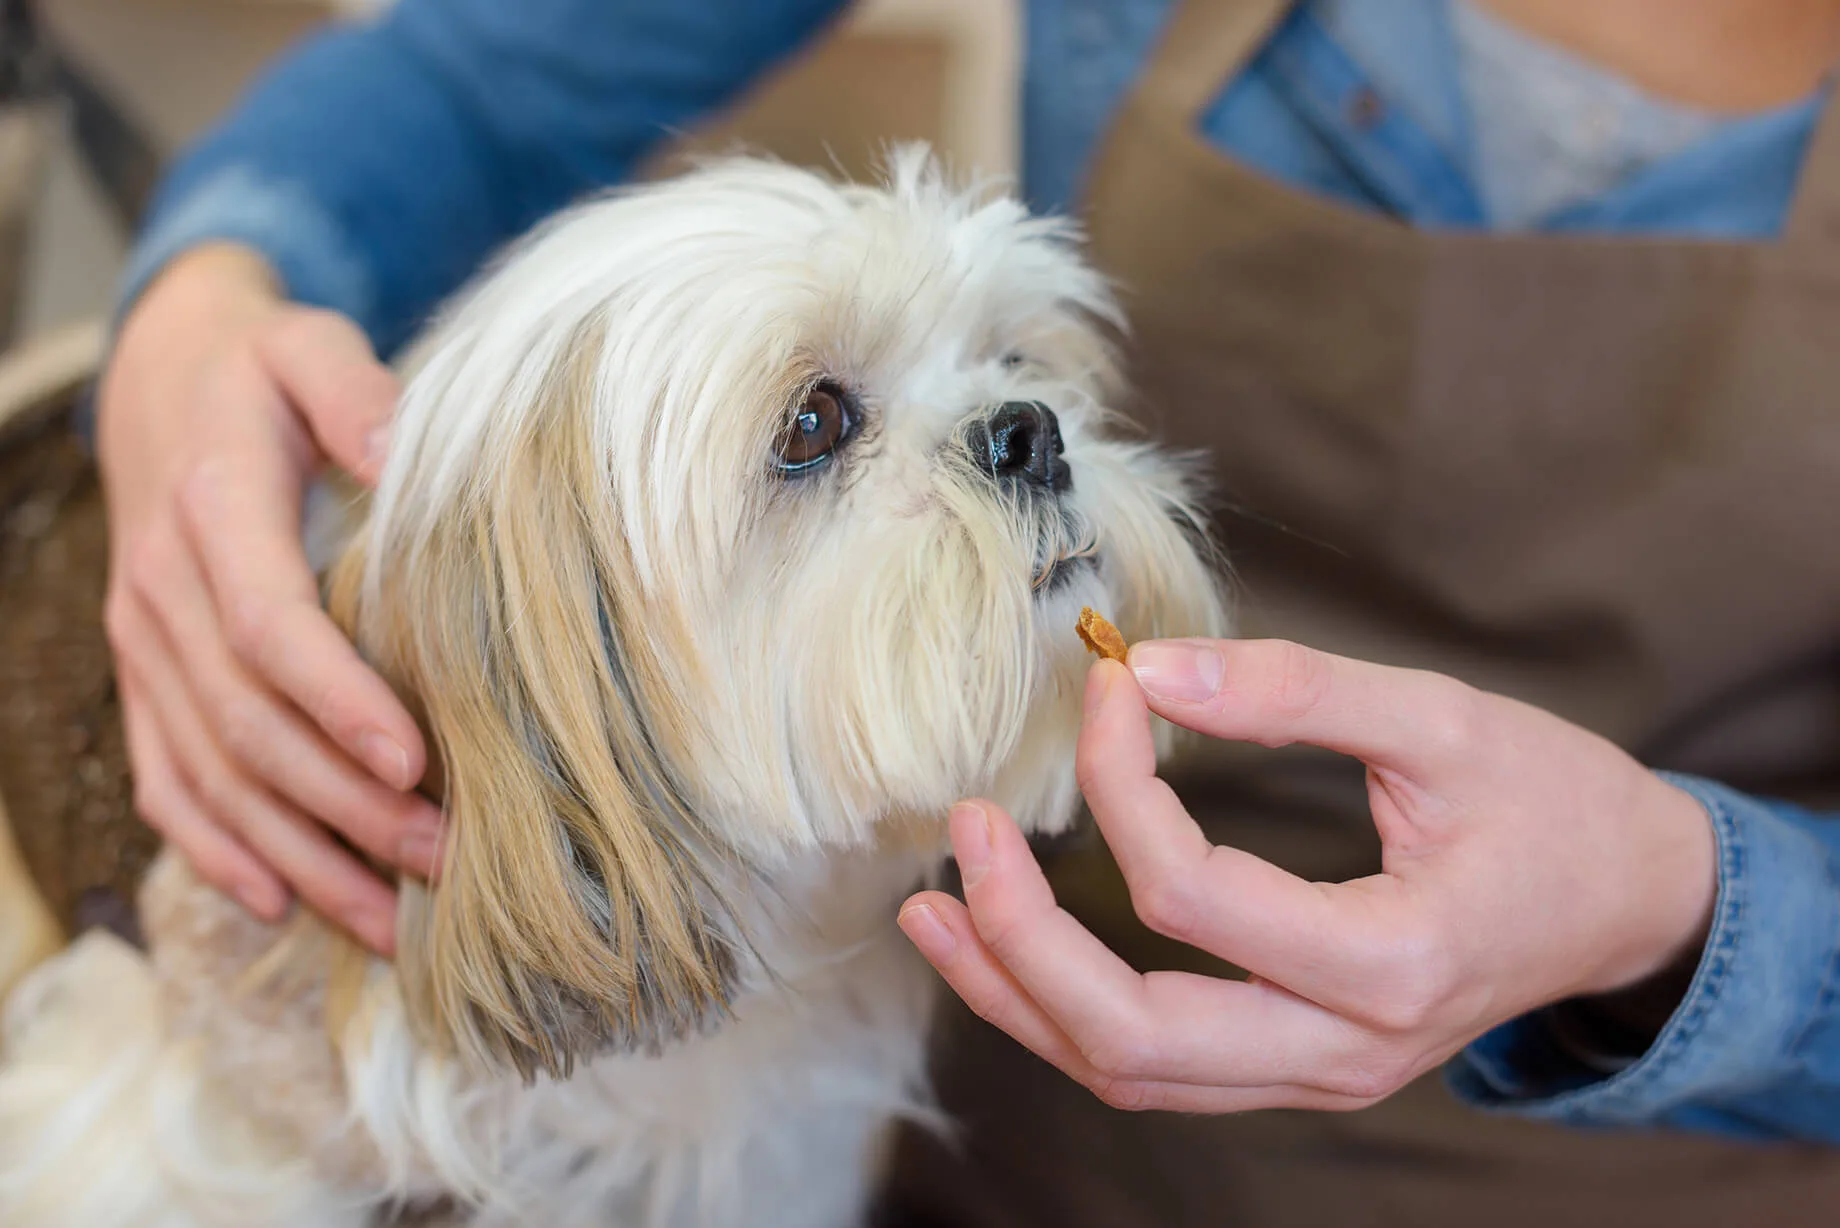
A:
0 319 154 958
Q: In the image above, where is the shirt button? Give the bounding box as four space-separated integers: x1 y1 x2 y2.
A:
1347 86 1385 130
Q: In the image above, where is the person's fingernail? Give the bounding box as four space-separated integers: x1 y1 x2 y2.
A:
1130 642 1225 703
950 801 991 888
363 425 391 475
357 731 412 789
398 821 443 878
899 903 957 962
1083 660 1116 719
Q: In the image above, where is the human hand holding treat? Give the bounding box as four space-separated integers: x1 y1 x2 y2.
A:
899 633 1716 1113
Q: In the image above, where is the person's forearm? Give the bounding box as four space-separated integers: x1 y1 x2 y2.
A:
123 0 851 354
1450 776 1840 1141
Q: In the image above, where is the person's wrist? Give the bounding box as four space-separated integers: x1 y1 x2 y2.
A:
1571 775 1716 1005
110 243 283 368
1631 778 1718 981
1545 933 1705 1072
124 242 283 331
1544 777 1716 1069
100 244 285 440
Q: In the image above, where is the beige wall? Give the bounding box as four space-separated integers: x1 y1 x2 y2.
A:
21 0 1018 339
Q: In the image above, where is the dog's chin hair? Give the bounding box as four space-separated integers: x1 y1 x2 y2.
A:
725 467 1079 854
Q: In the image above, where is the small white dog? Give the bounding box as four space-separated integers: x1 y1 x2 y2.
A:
0 149 1224 1228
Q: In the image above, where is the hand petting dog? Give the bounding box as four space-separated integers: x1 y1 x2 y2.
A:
901 638 1718 1114
97 243 442 953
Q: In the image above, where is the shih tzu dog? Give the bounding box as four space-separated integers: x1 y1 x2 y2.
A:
0 148 1224 1227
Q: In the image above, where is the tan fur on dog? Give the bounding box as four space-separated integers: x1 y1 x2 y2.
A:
323 366 746 1078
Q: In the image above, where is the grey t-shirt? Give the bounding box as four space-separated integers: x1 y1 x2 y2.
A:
1449 1 1727 228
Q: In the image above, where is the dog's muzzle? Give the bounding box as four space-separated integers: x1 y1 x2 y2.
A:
966 400 1071 494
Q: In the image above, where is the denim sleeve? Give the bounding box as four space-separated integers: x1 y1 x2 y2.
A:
120 0 853 355
1447 773 1840 1141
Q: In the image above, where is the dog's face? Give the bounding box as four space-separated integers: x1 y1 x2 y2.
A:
329 150 1224 1077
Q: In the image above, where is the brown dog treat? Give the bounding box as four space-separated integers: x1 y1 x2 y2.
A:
1076 607 1128 663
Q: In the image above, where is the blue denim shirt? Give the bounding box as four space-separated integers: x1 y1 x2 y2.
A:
123 0 1840 1140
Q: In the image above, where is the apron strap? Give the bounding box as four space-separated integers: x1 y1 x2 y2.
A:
1782 83 1840 258
1138 0 1294 123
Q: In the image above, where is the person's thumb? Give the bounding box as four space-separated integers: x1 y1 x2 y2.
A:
1123 637 1474 774
254 307 401 486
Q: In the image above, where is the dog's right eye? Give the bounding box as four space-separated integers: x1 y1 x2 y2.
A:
776 382 856 474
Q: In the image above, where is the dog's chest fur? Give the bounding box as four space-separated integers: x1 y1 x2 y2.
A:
139 842 940 1227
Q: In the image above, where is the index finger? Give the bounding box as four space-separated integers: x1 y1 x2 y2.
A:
903 891 1379 1113
1076 660 1403 1012
177 448 425 794
940 803 1383 1094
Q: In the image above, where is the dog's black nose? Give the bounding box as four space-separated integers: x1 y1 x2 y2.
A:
967 401 1070 492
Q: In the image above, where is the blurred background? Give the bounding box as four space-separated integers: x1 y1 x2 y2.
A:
5 0 1020 346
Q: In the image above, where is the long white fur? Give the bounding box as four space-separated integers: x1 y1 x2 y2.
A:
0 147 1224 1227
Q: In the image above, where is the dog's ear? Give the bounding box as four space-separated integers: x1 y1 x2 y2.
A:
324 405 743 1081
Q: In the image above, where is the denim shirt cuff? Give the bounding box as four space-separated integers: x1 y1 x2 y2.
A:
115 165 377 334
1446 772 1840 1127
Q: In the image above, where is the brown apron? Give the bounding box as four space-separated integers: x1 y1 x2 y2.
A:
876 1 1840 1224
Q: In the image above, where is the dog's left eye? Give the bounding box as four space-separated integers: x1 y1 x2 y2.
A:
777 382 857 474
